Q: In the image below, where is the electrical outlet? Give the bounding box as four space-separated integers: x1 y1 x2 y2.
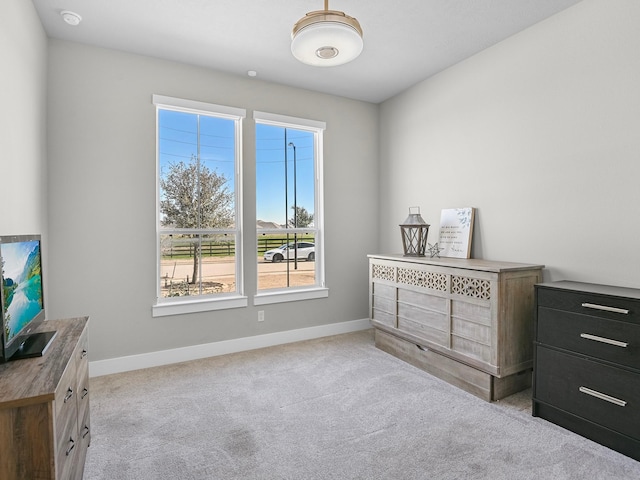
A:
258 310 265 322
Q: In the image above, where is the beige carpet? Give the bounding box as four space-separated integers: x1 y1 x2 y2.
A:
84 329 640 479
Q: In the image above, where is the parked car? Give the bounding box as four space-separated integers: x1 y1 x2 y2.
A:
264 242 315 262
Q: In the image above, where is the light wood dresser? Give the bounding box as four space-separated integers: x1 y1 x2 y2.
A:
0 317 90 480
369 254 543 401
533 281 640 461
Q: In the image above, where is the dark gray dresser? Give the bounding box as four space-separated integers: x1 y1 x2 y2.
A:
533 281 640 461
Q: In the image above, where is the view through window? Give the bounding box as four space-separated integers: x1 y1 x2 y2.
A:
255 113 324 292
154 96 244 304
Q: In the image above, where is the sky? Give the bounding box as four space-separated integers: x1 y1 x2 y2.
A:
255 123 314 226
158 109 315 226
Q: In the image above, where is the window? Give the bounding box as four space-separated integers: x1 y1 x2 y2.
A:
254 111 327 304
153 95 246 316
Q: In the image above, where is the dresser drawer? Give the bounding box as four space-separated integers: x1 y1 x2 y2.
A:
535 346 640 440
372 282 396 328
537 287 640 323
398 301 448 331
397 317 449 347
56 410 79 480
76 327 89 364
77 361 90 426
373 295 395 315
398 288 447 311
537 307 640 370
54 360 78 434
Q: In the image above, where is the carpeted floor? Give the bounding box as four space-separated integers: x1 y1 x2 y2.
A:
84 329 640 479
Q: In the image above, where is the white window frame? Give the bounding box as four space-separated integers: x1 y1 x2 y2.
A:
152 95 247 317
253 111 328 305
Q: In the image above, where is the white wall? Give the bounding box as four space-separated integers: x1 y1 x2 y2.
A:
379 0 640 288
0 0 48 236
46 40 379 362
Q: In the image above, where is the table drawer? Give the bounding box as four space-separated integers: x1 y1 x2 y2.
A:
535 346 640 440
537 307 640 370
537 287 640 323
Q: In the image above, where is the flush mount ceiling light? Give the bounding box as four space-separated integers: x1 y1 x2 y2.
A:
60 10 82 26
291 0 363 67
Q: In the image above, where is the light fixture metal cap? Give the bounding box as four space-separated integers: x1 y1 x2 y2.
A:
292 10 363 38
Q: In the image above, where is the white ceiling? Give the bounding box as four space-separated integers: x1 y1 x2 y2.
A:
32 0 583 104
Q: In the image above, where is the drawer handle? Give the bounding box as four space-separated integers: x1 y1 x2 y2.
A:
64 387 74 403
580 333 628 348
581 303 629 315
66 437 76 456
81 387 89 399
579 386 627 407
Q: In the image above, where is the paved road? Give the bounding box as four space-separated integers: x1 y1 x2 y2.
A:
161 257 314 280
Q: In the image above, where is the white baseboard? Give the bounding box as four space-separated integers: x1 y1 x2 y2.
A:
89 318 372 378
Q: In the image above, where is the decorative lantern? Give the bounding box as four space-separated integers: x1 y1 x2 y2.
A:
400 207 430 257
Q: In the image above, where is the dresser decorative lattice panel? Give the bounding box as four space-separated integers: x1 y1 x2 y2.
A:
369 254 543 401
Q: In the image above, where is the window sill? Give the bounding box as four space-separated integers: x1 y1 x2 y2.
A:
254 287 329 306
152 295 248 317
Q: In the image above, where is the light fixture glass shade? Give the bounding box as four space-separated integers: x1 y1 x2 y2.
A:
291 11 363 67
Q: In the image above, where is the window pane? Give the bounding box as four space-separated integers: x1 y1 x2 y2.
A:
257 234 316 290
160 233 236 298
199 115 236 216
159 110 236 230
256 125 315 227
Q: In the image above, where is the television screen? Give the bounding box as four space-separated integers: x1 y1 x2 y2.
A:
1 235 50 361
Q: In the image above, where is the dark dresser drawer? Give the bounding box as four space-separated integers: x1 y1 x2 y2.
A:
537 284 640 322
535 346 640 440
537 307 640 369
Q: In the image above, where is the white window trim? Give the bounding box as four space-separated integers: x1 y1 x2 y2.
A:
253 111 327 304
254 287 328 306
253 111 326 131
152 295 248 317
153 95 246 119
153 95 246 316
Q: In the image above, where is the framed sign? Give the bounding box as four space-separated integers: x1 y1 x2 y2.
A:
438 208 475 258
